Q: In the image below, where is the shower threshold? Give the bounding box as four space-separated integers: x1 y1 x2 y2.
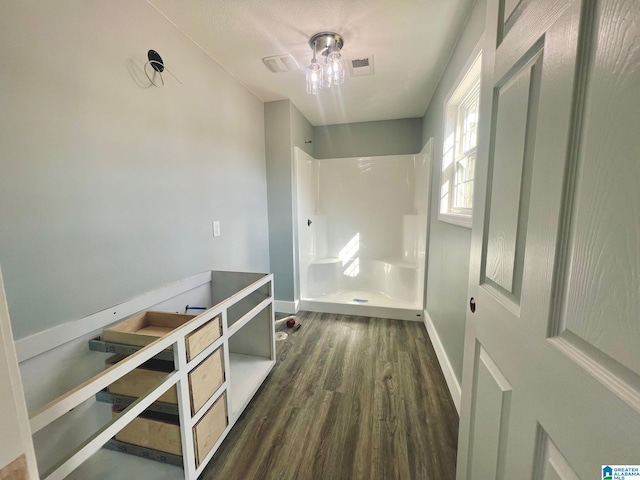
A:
299 290 423 321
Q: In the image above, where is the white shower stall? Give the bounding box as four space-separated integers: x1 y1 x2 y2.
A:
294 145 431 320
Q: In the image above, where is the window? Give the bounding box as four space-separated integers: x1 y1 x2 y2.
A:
439 52 482 228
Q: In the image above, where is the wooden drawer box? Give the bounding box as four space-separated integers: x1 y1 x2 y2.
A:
186 316 222 361
113 393 228 462
102 311 195 347
189 347 224 414
113 408 181 456
193 392 228 466
106 355 177 404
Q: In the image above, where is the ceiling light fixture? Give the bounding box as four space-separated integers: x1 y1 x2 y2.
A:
306 37 323 94
306 32 345 95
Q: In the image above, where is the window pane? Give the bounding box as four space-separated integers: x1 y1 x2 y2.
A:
440 52 481 222
444 132 455 155
440 180 450 213
453 153 475 209
443 145 454 171
461 82 480 154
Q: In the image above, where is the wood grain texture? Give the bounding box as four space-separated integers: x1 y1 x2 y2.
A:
468 348 512 480
101 311 195 348
495 0 572 80
503 0 522 21
113 409 182 456
461 0 640 477
562 0 640 376
186 317 222 361
0 454 28 480
485 62 533 293
194 393 227 466
189 348 224 414
532 427 580 480
105 355 177 404
200 311 458 480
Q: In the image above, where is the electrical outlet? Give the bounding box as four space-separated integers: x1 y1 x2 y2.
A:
213 221 221 237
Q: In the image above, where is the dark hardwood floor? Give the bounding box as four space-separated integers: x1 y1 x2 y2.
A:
201 311 458 480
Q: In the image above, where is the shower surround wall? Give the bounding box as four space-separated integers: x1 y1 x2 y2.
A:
295 148 430 320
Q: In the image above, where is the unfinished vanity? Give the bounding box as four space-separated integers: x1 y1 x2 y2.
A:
22 271 275 480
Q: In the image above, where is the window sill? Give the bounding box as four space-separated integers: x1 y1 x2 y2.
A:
438 212 473 229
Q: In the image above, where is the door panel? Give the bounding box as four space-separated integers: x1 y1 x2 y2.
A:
533 428 580 480
554 0 640 378
503 0 522 22
458 0 640 478
484 52 541 296
468 346 512 480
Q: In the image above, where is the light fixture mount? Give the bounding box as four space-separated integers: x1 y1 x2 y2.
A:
309 32 344 57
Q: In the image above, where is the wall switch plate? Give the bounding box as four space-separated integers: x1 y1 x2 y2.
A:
213 221 221 237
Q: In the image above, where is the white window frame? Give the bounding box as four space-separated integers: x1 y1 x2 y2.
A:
439 47 482 229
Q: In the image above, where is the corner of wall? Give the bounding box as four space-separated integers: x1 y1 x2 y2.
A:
289 101 314 157
418 0 487 417
264 100 295 302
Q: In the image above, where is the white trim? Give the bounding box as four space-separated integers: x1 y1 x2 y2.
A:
443 36 484 111
28 272 275 480
30 333 183 434
274 300 298 314
228 297 273 335
43 370 182 480
15 271 213 362
423 310 461 413
173 338 196 479
0 267 39 478
189 380 227 428
438 212 474 229
439 38 484 228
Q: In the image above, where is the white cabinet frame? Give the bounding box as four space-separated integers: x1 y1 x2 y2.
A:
27 271 275 480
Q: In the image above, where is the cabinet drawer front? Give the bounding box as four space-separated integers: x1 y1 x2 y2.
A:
188 347 224 414
193 392 227 466
186 316 222 361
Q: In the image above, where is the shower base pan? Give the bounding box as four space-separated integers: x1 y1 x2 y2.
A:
299 290 423 321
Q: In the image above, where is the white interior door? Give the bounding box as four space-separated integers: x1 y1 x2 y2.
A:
458 0 640 478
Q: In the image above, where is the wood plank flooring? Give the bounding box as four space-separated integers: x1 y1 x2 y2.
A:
201 311 458 480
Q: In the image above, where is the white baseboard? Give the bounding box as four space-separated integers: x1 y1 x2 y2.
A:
423 309 461 413
274 300 298 314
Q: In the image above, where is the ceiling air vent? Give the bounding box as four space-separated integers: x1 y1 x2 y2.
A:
262 54 300 73
349 55 374 77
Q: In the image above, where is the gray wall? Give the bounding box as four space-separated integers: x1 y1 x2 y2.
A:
0 0 270 339
265 101 294 302
265 100 313 303
291 104 314 158
314 118 423 159
421 0 487 384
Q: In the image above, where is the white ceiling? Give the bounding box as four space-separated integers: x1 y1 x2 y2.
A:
148 0 476 126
